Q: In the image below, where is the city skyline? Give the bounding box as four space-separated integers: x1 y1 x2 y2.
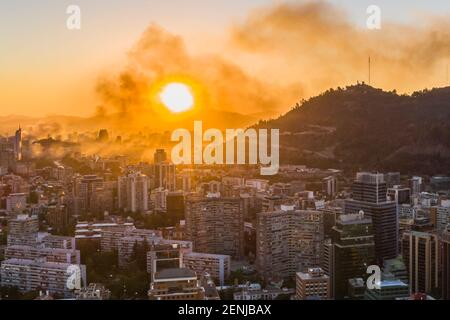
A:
1 0 450 305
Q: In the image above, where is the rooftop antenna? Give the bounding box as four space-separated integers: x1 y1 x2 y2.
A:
368 56 371 86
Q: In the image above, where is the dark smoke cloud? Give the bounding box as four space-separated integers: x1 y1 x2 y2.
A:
95 24 302 130
231 1 450 96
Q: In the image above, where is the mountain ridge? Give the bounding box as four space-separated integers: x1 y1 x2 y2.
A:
256 83 450 174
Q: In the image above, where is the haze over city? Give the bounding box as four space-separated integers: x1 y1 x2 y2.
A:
2 0 450 307
1 0 450 132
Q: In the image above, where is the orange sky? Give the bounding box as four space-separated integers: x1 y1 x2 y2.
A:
1 1 450 120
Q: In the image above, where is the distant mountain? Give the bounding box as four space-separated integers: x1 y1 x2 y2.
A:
256 84 450 175
0 109 257 137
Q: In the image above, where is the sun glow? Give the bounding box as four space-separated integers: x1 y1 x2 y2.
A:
159 83 194 113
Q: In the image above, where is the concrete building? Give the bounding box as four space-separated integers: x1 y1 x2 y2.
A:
148 268 205 300
147 243 183 279
183 252 231 286
296 267 331 300
6 193 27 212
7 214 39 246
185 194 244 258
154 162 176 191
323 176 338 198
256 208 324 281
332 212 375 299
345 172 398 264
4 245 80 264
402 231 439 294
73 175 104 217
441 226 450 300
0 258 86 298
118 172 149 213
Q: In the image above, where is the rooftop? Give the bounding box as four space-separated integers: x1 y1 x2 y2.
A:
154 268 197 281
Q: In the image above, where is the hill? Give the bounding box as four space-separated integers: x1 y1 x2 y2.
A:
257 84 450 175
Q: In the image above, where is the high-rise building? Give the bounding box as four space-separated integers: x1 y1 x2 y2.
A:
154 149 167 164
430 176 450 193
387 186 411 205
118 172 149 213
154 162 176 191
345 172 398 264
409 176 423 196
97 129 109 142
332 212 375 299
433 200 450 234
256 208 324 281
46 204 70 234
319 207 342 239
7 214 39 246
185 194 244 258
166 191 185 223
73 175 104 216
296 268 331 300
441 226 450 300
14 126 22 161
385 172 401 188
323 176 338 198
153 187 168 212
402 231 439 295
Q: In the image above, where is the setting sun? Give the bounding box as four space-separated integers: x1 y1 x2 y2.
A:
159 83 194 113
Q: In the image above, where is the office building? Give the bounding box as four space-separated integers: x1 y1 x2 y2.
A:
345 172 398 263
387 186 411 205
441 226 450 300
332 212 375 299
409 176 423 196
402 231 439 294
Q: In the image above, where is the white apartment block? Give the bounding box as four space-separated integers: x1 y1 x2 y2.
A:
183 252 231 286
